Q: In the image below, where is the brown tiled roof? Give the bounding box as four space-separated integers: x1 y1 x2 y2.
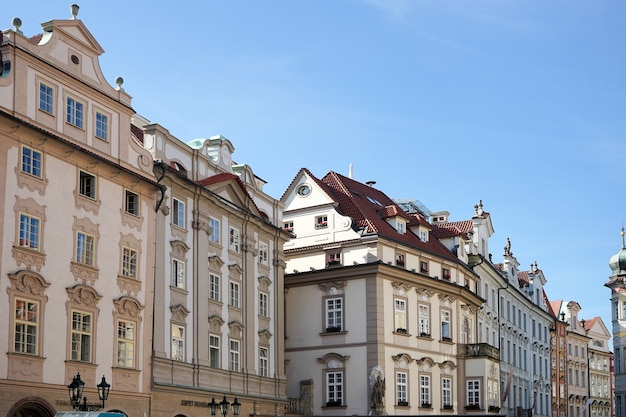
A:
197 172 262 215
430 220 474 239
320 171 459 262
131 124 144 144
548 299 562 319
28 34 43 44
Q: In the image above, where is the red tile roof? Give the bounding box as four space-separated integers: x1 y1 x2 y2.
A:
318 171 460 263
197 172 262 215
430 220 474 239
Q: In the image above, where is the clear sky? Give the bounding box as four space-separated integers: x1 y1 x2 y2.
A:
5 1 625 338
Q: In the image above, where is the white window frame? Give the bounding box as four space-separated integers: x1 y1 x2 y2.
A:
228 226 240 253
172 198 185 228
124 190 140 216
419 304 430 336
116 319 136 368
283 221 293 232
259 291 269 317
79 171 97 200
259 241 269 266
441 309 451 341
209 217 220 243
66 96 84 128
71 310 92 362
327 251 341 266
171 324 185 361
442 377 452 408
466 379 481 408
76 231 95 266
21 146 43 178
259 346 269 377
209 273 220 301
229 281 240 308
172 259 185 289
14 298 39 355
209 334 220 368
39 82 54 114
420 375 431 406
315 215 328 229
326 370 344 405
229 339 240 371
396 371 408 404
95 111 109 141
395 298 407 332
325 297 343 331
121 247 138 278
19 213 40 250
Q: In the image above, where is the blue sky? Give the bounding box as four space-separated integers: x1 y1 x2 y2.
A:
5 1 625 335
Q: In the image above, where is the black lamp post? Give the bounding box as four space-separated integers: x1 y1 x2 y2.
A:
67 372 110 411
209 396 240 417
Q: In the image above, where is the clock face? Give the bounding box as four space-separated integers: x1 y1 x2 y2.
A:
297 184 311 196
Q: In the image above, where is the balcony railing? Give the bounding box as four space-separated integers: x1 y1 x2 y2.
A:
461 343 500 361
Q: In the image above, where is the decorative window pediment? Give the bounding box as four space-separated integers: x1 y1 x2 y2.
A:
66 284 102 308
170 304 189 322
392 353 414 368
113 296 144 319
170 239 190 257
208 255 224 270
228 263 243 279
319 281 346 295
228 320 244 337
208 315 225 332
258 329 272 344
8 270 50 296
258 275 272 291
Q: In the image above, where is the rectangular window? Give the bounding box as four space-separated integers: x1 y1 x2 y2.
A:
395 298 407 332
76 231 95 266
419 304 430 336
315 215 328 229
441 310 451 340
442 268 451 280
396 372 408 404
326 297 343 331
395 253 405 267
124 190 140 216
229 226 240 253
283 221 293 232
209 217 220 243
259 347 269 377
21 146 42 178
95 112 108 140
420 375 431 406
209 335 220 368
396 221 405 234
71 311 92 362
172 259 185 289
122 247 138 278
66 96 84 128
172 198 185 228
117 320 135 368
19 213 40 250
171 324 184 361
419 230 427 242
14 298 39 354
420 261 429 273
230 281 240 308
230 340 240 371
442 377 452 407
259 242 269 266
327 252 341 266
259 292 269 317
326 371 343 404
209 274 220 301
39 82 54 114
467 379 480 407
79 171 96 199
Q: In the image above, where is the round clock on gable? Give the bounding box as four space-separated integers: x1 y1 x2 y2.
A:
296 184 311 196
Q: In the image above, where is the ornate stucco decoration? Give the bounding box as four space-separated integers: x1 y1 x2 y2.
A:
228 263 243 279
415 287 435 300
258 329 272 344
8 270 50 296
258 275 272 291
208 255 224 270
208 315 225 332
391 353 413 368
170 239 190 257
66 284 102 308
438 294 457 305
170 304 189 322
391 281 412 295
113 296 144 319
228 320 244 338
319 281 346 294
192 219 211 235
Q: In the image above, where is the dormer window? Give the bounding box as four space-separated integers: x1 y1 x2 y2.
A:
397 221 405 234
327 252 341 267
419 230 428 242
283 221 293 232
315 215 328 229
442 268 451 281
395 254 405 267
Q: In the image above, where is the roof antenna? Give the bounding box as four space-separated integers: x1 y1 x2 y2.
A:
70 4 80 20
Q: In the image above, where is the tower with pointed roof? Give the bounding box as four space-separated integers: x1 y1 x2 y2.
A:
605 228 626 415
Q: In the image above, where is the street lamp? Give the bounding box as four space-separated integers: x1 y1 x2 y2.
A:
68 372 110 411
209 396 240 417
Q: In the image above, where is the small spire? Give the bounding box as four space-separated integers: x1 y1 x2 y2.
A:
622 226 625 249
